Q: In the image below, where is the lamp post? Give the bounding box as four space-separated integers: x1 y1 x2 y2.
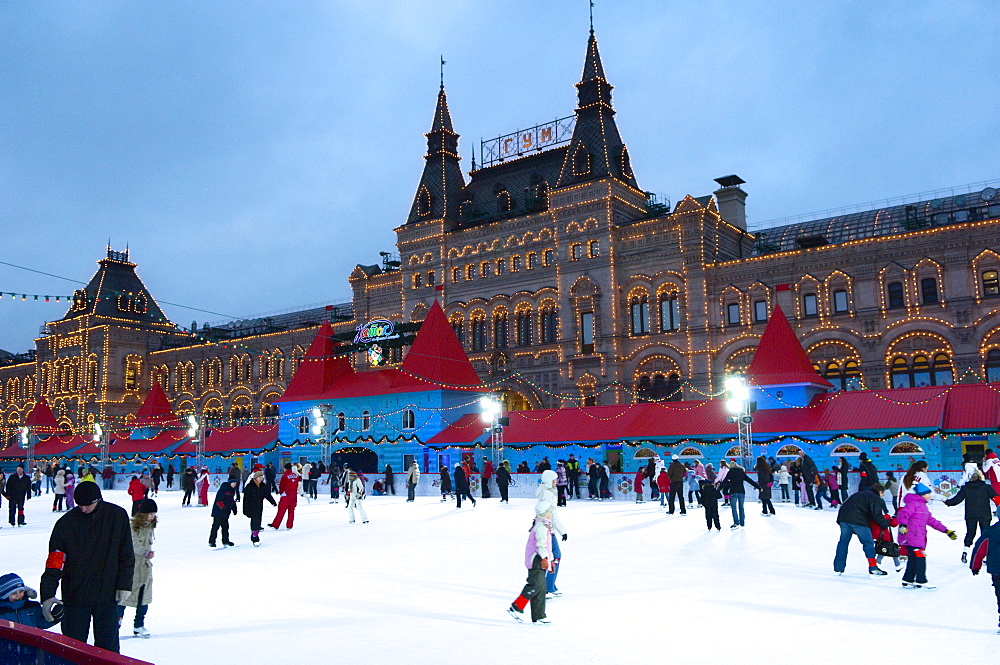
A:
186 415 202 470
311 406 330 467
480 395 504 468
725 376 755 470
94 423 108 475
21 426 33 474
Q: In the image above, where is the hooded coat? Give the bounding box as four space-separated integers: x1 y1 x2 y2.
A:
211 483 238 520
896 493 949 550
121 520 155 607
944 479 998 520
534 470 566 537
242 477 277 519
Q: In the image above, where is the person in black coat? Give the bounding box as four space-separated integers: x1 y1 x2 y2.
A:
181 467 196 506
856 453 879 492
209 480 238 547
384 464 395 496
5 465 32 526
438 464 453 501
834 483 891 575
242 470 277 546
40 481 134 654
969 506 1000 631
497 462 512 503
587 460 600 499
264 462 278 494
755 455 776 516
719 463 759 528
835 457 851 503
798 452 818 506
453 464 476 509
946 471 999 562
699 480 723 530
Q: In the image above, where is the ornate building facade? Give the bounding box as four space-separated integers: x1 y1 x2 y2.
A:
1 29 999 446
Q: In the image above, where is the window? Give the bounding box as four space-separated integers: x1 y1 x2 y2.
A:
920 277 939 304
588 240 599 257
402 409 415 430
726 303 740 325
511 256 521 272
660 294 680 331
417 187 432 216
580 312 594 353
361 410 371 431
337 412 346 433
466 264 475 280
471 317 486 351
890 354 952 388
891 357 911 388
496 258 506 276
753 300 768 322
983 270 999 297
832 289 848 313
631 296 650 335
497 189 512 214
570 243 582 260
573 148 591 176
412 273 421 289
932 353 953 386
516 310 532 346
494 313 509 349
986 349 1000 382
427 271 435 287
802 293 817 317
527 253 537 270
540 307 557 344
887 281 905 309
451 267 461 282
450 318 464 345
298 416 310 435
480 262 490 278
543 249 554 266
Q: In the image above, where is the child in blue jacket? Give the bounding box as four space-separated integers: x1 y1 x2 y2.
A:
0 572 62 629
970 505 1000 633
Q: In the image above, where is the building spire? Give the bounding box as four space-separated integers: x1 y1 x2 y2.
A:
405 79 467 226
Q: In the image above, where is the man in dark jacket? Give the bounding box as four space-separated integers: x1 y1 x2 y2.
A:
834 483 890 575
856 452 879 492
798 452 818 506
242 469 276 546
210 479 238 548
40 481 134 653
969 506 1000 630
945 471 999 562
5 464 32 526
264 462 278 494
666 455 687 515
384 464 395 496
566 455 581 499
453 463 476 509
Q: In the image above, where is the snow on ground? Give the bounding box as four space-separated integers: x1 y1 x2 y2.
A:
3 489 999 664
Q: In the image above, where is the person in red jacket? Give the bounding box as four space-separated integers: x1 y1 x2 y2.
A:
633 467 645 503
656 468 670 508
482 457 494 499
268 464 300 530
871 511 902 572
127 476 147 516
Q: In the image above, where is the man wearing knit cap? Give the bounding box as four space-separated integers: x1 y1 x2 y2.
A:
40 480 134 653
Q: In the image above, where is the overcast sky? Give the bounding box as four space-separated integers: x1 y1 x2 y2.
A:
2 1 997 353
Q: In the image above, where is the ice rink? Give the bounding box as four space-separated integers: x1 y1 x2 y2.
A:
3 486 998 664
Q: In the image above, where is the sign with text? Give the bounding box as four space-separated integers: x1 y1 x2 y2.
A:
480 115 575 167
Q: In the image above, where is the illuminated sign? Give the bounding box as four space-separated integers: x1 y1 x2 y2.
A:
354 319 399 345
480 115 575 167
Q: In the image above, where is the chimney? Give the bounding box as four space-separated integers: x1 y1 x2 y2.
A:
713 175 748 230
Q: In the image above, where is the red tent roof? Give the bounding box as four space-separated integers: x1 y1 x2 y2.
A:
172 425 279 455
131 382 184 428
0 435 90 459
747 305 832 387
278 320 355 401
24 398 62 432
400 300 480 388
72 430 190 457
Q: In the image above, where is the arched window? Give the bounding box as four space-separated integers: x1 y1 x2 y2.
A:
664 373 682 401
588 240 600 257
542 249 554 266
417 186 432 216
843 360 862 390
516 308 532 347
777 444 803 457
911 355 931 387
802 293 818 317
573 147 591 176
471 315 486 352
511 255 521 272
832 444 861 456
527 253 538 270
983 270 1000 297
298 416 310 435
465 264 475 280
427 271 435 286
985 349 1000 382
337 412 346 433
890 441 924 456
832 289 849 313
480 262 490 278
402 409 415 430
450 316 464 345
679 447 703 459
452 267 461 282
659 293 680 332
570 243 582 260
494 311 509 349
496 258 506 276
497 189 512 214
932 353 953 386
362 410 371 431
652 374 667 400
412 273 422 289
891 357 911 388
920 277 939 304
630 295 649 335
540 305 557 344
636 376 652 402
887 282 905 309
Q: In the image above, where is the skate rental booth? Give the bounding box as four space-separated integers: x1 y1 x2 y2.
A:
3 304 998 499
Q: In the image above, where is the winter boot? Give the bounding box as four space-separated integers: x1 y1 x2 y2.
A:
223 540 235 547
961 548 969 564
251 531 260 546
867 558 887 576
133 627 150 638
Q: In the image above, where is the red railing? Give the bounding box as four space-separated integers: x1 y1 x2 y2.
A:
0 620 154 665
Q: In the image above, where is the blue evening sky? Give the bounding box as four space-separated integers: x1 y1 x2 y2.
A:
1 1 997 352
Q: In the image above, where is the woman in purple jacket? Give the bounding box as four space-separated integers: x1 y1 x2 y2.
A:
897 483 957 589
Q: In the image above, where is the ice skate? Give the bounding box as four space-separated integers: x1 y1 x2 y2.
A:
133 627 150 639
730 524 740 529
961 550 968 564
868 567 888 576
507 604 524 623
532 618 551 625
223 540 235 547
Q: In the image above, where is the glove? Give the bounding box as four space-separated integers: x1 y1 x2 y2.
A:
42 597 64 623
898 525 908 535
561 533 568 542
972 568 980 576
946 530 957 540
116 590 130 605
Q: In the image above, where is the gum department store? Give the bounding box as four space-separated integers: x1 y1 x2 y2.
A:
1 32 999 444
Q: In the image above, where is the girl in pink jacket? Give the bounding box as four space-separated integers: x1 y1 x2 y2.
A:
896 483 957 589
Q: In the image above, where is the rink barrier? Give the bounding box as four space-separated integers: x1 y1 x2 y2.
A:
0 620 154 665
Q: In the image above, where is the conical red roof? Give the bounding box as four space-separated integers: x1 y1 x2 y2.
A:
279 320 355 401
747 305 832 387
131 381 184 428
401 300 480 387
24 397 60 432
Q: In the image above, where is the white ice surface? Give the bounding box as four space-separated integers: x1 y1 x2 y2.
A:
3 490 998 664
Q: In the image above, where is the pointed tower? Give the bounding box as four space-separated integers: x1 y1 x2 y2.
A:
279 320 356 401
401 300 480 388
24 397 62 436
556 30 639 189
405 85 467 226
131 381 183 429
746 305 832 408
60 247 171 326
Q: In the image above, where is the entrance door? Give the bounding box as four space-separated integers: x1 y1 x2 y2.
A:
437 453 451 472
331 447 378 474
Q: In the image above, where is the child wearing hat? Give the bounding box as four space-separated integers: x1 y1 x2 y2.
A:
897 482 957 589
969 505 1000 633
347 470 369 524
118 498 157 638
0 572 62 628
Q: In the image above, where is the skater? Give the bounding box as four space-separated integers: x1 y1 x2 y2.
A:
439 463 453 501
826 468 841 508
958 453 979 486
497 460 512 503
181 467 195 506
835 456 851 503
686 463 700 505
196 468 210 506
482 457 495 499
566 454 581 499
454 463 476 508
700 480 723 530
719 462 758 528
150 464 162 497
347 470 369 524
833 482 892 576
118 498 157 638
52 469 66 512
666 455 686 514
269 463 300 530
798 451 819 506
64 469 76 511
535 470 568 598
242 467 276 546
897 483 957 588
814 471 831 510
328 462 341 503
587 458 600 499
507 505 555 624
633 466 645 503
0 572 61 629
598 461 611 500
4 464 31 526
127 475 147 516
856 452 879 493
308 462 321 500
776 465 791 502
265 462 278 494
101 465 115 491
884 471 901 512
656 467 670 508
32 466 42 497
945 470 997 563
984 449 1000 506
755 456 775 515
406 460 420 502
716 460 731 506
209 479 238 547
645 457 658 501
227 462 242 502
166 465 175 490
383 463 395 496
871 508 902 572
969 505 1000 632
41 481 134 654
